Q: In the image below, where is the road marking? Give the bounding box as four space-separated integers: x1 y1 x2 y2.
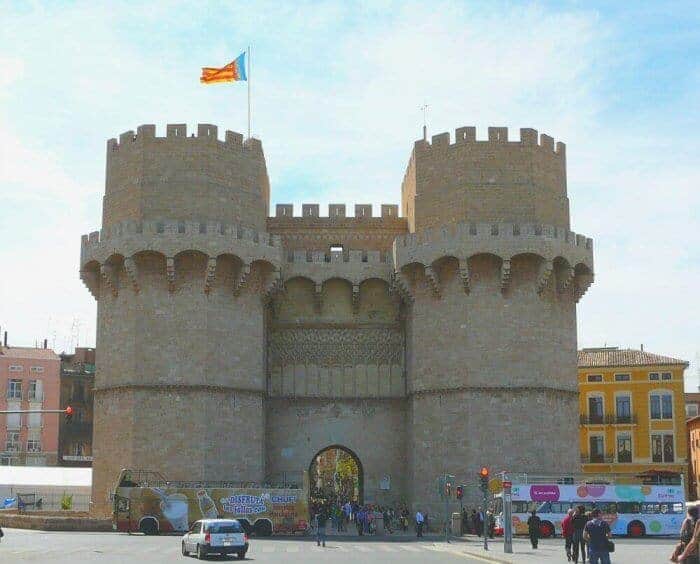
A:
286 545 300 552
399 545 422 551
426 545 510 564
262 545 276 552
379 545 400 552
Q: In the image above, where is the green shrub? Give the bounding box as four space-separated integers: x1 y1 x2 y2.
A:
60 493 73 510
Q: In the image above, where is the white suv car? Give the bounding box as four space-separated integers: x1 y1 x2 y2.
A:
181 519 249 560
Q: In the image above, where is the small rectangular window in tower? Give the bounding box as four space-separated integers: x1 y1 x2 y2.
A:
330 245 344 253
587 374 602 382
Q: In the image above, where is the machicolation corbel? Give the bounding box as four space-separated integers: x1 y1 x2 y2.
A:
423 266 441 298
537 260 553 295
500 260 511 293
204 257 217 294
123 257 140 294
166 257 176 292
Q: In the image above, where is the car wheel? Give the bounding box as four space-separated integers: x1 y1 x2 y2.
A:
196 544 206 560
181 541 188 556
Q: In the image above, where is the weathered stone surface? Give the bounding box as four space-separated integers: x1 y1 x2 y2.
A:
82 124 594 517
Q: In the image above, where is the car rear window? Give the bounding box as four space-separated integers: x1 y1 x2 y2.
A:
206 522 243 533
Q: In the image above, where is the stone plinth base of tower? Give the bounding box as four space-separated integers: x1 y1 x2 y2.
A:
408 387 579 516
90 387 264 517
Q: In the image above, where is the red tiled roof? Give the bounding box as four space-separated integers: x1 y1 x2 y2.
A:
578 347 688 369
0 346 60 360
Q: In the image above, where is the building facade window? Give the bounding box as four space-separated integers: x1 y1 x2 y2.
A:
650 392 673 420
29 366 44 373
617 434 632 463
662 372 672 380
588 396 604 423
589 435 605 462
27 439 41 453
687 404 699 418
28 379 43 401
5 432 20 452
614 373 631 382
649 372 660 381
652 433 674 462
7 379 22 399
587 374 603 382
27 408 42 429
616 395 632 423
8 365 23 372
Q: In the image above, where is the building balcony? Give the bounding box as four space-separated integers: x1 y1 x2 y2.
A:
5 392 22 400
579 414 638 425
4 444 21 453
581 454 615 464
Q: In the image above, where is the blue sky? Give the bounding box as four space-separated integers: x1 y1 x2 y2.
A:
1 1 698 387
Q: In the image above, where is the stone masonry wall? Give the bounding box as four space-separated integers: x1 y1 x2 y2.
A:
266 398 407 506
103 124 269 230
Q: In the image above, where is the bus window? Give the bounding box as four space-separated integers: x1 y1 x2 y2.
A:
642 503 660 514
674 503 685 514
618 502 641 514
537 502 551 513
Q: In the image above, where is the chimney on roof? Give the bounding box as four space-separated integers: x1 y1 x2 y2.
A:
641 343 644 352
3 331 7 347
43 339 47 349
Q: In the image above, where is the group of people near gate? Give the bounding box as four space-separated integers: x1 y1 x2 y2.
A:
310 498 416 545
460 507 496 538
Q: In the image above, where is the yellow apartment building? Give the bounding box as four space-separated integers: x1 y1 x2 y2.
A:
578 347 689 489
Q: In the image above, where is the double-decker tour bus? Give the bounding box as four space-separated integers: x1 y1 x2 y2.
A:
111 468 310 536
494 473 685 538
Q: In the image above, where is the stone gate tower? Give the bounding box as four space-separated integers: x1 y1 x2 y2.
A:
81 123 594 517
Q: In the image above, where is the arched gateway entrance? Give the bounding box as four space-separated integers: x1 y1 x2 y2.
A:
309 445 363 506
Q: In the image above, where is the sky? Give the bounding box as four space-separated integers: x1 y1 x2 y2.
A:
0 1 698 388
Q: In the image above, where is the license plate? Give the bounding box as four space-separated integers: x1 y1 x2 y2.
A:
223 540 232 546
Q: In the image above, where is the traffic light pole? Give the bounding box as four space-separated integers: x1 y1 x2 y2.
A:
483 487 489 551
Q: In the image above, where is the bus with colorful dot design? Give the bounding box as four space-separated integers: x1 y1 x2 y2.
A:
494 477 685 538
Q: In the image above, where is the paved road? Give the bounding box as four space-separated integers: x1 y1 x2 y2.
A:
0 528 681 563
0 528 485 563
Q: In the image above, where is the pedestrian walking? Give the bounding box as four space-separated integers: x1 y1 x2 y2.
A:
415 510 425 537
562 507 575 561
572 505 589 564
356 506 366 536
671 505 699 562
0 523 4 543
316 506 329 547
487 510 496 539
527 510 541 549
679 508 700 564
583 508 612 564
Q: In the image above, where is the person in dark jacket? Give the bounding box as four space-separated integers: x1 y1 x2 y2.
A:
571 505 589 563
527 510 541 549
316 505 329 547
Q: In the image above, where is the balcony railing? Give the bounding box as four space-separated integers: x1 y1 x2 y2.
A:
579 414 638 425
581 454 615 464
5 444 21 453
5 391 22 400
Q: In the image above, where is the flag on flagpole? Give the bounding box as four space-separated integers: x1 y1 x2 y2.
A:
200 52 247 84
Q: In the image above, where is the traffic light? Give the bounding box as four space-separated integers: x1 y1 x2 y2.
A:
65 405 73 424
479 467 489 491
456 485 464 500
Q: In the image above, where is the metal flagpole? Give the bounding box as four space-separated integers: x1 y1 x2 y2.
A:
247 45 251 139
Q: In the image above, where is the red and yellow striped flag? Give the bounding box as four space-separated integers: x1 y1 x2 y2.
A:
200 52 247 84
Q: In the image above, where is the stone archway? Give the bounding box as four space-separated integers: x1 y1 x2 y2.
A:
308 445 363 505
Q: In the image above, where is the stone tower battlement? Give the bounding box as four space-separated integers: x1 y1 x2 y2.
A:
81 121 595 517
402 126 569 233
103 123 270 230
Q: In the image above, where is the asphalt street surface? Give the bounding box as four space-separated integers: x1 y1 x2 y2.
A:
0 528 681 563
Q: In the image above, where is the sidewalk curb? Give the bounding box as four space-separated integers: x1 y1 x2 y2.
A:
436 547 511 564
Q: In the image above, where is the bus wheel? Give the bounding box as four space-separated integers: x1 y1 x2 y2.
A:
139 517 158 535
238 519 252 536
627 521 645 537
254 519 273 537
540 521 555 538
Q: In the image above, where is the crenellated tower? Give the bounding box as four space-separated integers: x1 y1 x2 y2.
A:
398 127 593 509
81 124 279 516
